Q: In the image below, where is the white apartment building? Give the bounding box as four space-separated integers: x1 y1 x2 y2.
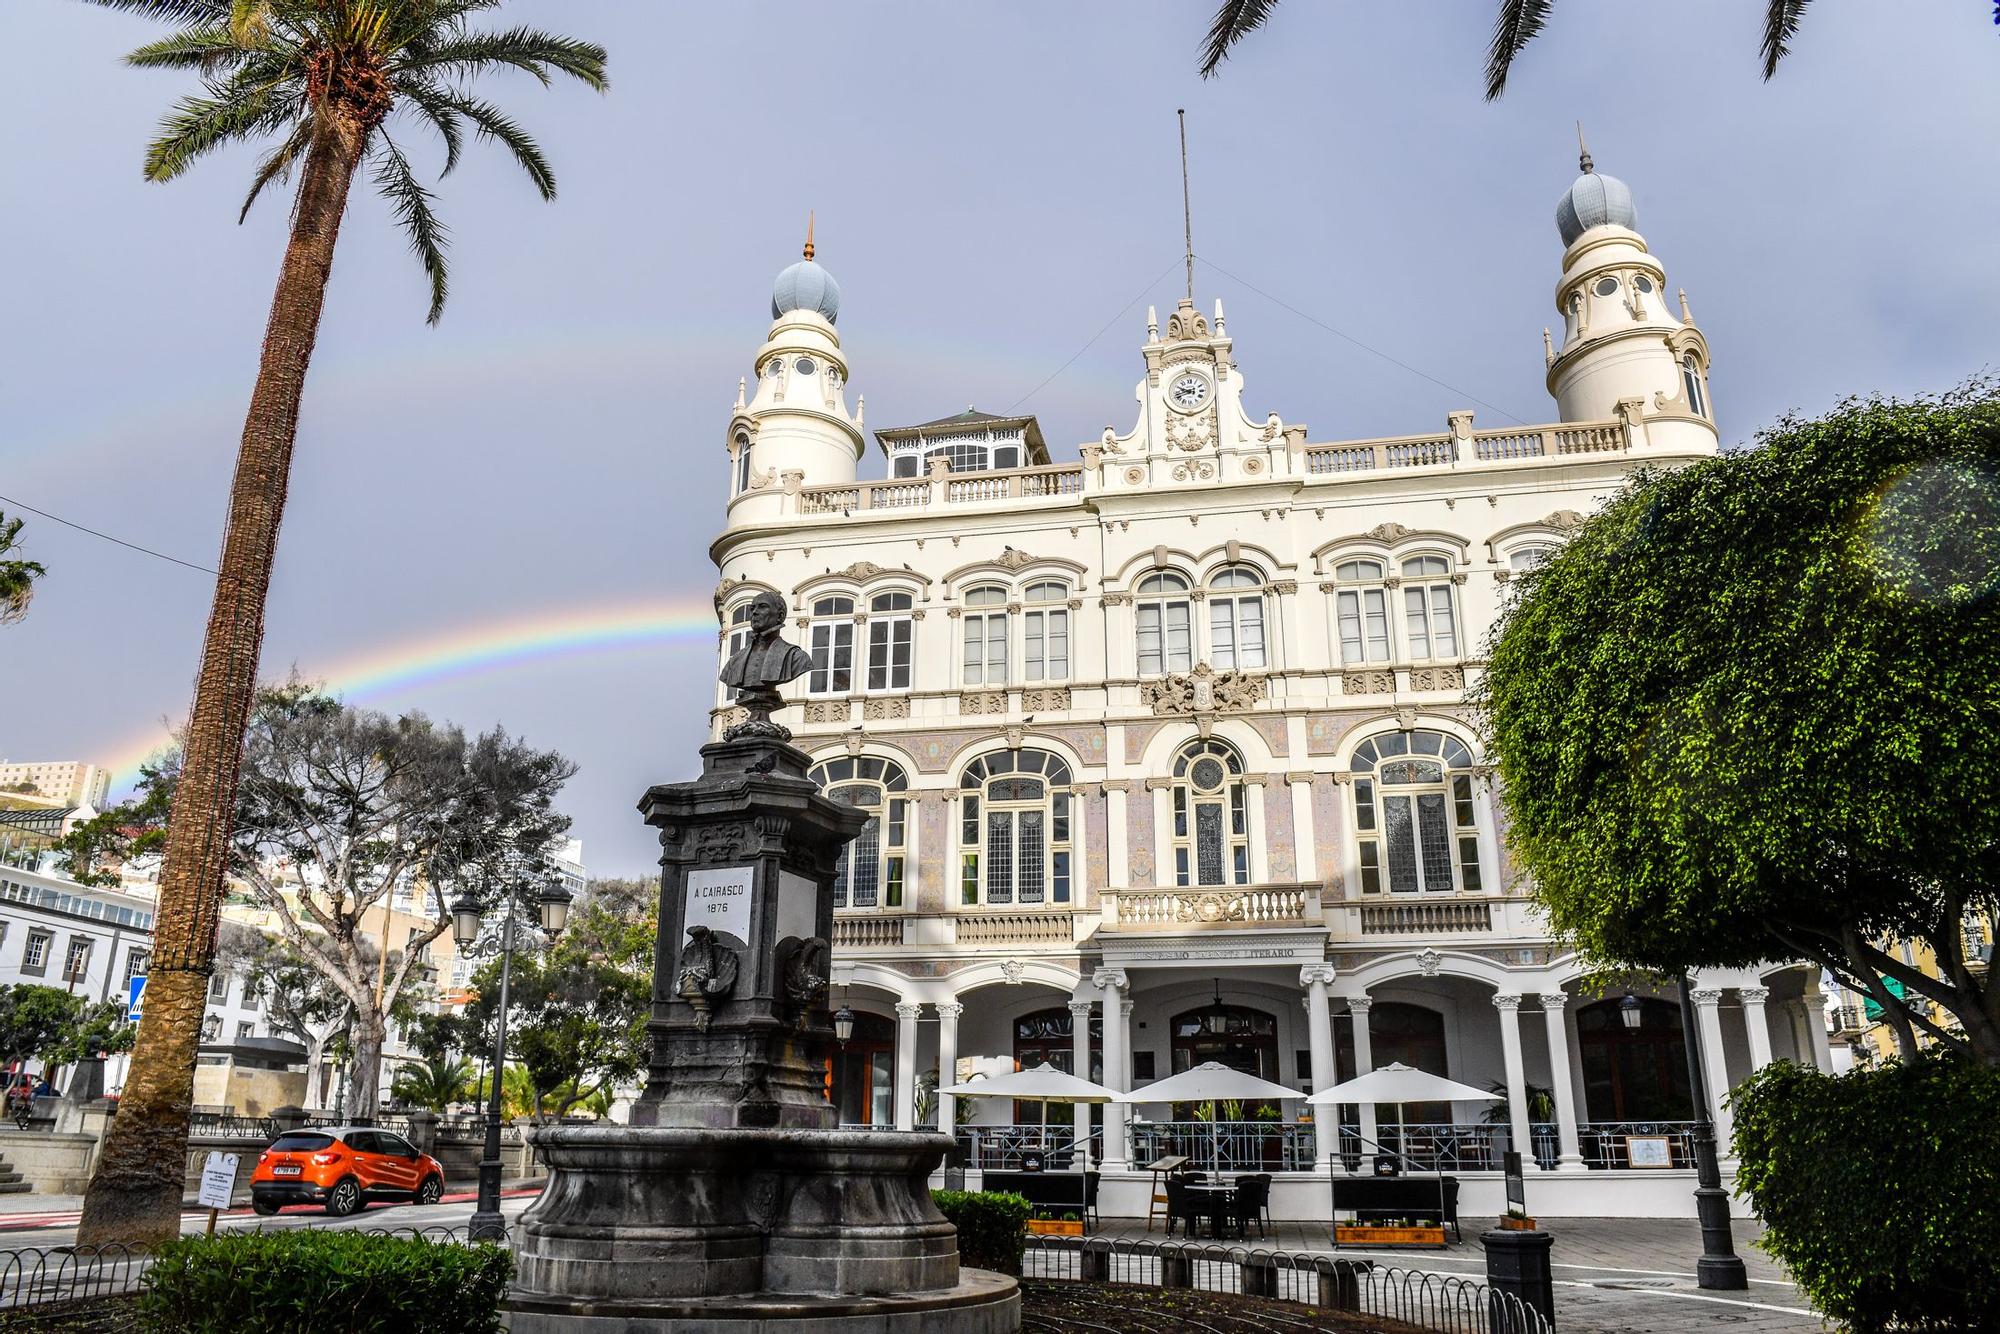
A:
0 762 112 812
705 159 1833 1218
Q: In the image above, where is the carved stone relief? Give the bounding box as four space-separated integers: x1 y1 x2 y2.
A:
1143 663 1267 716
1342 671 1396 696
1408 667 1465 692
959 692 1008 716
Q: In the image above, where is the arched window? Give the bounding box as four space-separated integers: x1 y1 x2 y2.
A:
1399 556 1460 659
1207 566 1267 669
1171 1002 1278 1085
1135 572 1192 676
807 596 855 695
962 585 1008 686
732 432 751 494
892 452 920 479
1508 545 1555 571
959 749 1073 906
1023 581 1069 682
1681 354 1707 419
1171 739 1249 887
1351 730 1481 894
866 591 913 691
1335 1002 1451 1121
811 756 909 908
1332 560 1391 664
725 601 756 659
1015 1007 1102 1121
927 441 988 474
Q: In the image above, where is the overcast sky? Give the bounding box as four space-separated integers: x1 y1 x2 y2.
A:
3 2 1995 878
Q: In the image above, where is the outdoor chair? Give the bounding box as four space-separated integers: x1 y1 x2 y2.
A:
1083 1170 1101 1228
1231 1174 1271 1238
1163 1175 1202 1238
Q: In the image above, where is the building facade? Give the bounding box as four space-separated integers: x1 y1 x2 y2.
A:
706 161 1833 1217
0 762 112 812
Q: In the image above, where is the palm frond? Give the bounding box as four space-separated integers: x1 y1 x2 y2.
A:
394 77 466 176
123 23 271 70
371 136 450 323
409 89 552 198
237 117 311 222
143 83 299 181
1484 0 1557 100
74 0 230 22
1197 0 1282 79
394 27 608 91
1760 0 1811 78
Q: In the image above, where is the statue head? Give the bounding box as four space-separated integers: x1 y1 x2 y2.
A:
746 590 786 635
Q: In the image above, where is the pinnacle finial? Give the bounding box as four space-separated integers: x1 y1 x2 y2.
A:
1576 121 1593 174
803 210 816 261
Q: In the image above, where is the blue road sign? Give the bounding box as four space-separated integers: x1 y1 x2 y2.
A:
127 975 146 1023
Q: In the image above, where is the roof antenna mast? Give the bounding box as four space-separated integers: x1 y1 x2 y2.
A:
1178 108 1195 304
1576 121 1593 174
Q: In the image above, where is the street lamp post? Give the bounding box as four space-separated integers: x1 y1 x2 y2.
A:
1675 977 1747 1290
452 872 572 1244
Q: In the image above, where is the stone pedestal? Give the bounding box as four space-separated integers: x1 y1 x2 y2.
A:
506 733 1019 1331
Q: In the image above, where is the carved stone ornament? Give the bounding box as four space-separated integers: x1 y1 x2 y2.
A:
1143 662 1266 715
803 701 846 726
779 935 831 1028
1544 510 1586 531
993 547 1036 570
693 824 748 864
1368 522 1413 542
1415 947 1443 978
1124 467 1145 485
1165 411 1216 453
1241 456 1265 475
1171 459 1217 481
1408 667 1465 692
1022 687 1071 712
676 926 741 1032
1000 959 1025 985
863 697 911 721
1165 306 1210 340
960 691 1007 716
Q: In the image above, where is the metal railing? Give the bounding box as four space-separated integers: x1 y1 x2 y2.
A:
956 1124 1104 1170
1131 1121 1317 1173
1576 1121 1699 1170
1023 1236 1550 1334
1337 1123 1506 1173
188 1111 278 1138
0 1245 148 1310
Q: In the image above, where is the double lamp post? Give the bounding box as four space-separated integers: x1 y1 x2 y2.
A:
450 871 572 1243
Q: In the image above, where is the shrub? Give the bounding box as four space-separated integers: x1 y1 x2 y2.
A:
933 1189 1031 1276
135 1231 512 1334
1732 1055 2000 1331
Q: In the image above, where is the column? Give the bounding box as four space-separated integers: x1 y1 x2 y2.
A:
1347 997 1376 1160
1690 987 1733 1151
1799 980 1834 1073
894 1000 922 1131
1493 994 1535 1170
1739 986 1774 1072
935 1001 962 1136
1094 968 1130 1168
1537 993 1585 1172
1068 999 1095 1158
1300 965 1338 1172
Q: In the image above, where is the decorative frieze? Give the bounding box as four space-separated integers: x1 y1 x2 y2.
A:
1342 670 1396 696
1408 667 1465 692
1021 687 1072 712
862 697 911 721
959 692 1008 715
803 701 847 725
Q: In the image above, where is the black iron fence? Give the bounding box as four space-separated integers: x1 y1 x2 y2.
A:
0 1245 149 1310
1024 1236 1551 1334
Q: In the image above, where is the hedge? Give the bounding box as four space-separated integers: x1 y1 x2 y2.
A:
135 1231 512 1334
1733 1055 2000 1332
933 1189 1031 1276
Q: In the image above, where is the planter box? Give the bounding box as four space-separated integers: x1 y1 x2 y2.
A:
1335 1224 1447 1248
1027 1218 1085 1237
1499 1215 1537 1231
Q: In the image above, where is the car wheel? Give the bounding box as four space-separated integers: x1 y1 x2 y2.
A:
417 1175 442 1206
252 1200 279 1217
324 1178 361 1218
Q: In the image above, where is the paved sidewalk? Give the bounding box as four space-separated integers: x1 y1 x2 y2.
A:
1094 1215 1822 1332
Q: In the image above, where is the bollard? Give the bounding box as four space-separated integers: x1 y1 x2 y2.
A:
1482 1226 1555 1330
1317 1257 1361 1312
270 1105 308 1136
1160 1251 1194 1289
1080 1238 1111 1283
1240 1254 1278 1298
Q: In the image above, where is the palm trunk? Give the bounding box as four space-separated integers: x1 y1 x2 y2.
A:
77 112 365 1248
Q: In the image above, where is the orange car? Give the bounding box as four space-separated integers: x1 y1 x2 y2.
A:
250 1126 445 1217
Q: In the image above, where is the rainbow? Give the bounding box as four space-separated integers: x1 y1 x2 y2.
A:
102 598 722 792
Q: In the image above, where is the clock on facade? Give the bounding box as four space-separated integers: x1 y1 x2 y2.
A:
1168 370 1211 412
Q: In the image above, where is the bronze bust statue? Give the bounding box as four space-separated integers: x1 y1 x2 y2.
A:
720 590 813 740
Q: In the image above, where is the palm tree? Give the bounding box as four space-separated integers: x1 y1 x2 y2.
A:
391 1053 475 1113
1200 0 1817 95
73 0 606 1248
0 514 47 624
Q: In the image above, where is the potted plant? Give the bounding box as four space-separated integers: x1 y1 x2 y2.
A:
1499 1205 1537 1231
1335 1214 1449 1248
1026 1210 1085 1238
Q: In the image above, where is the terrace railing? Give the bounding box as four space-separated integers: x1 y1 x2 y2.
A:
1130 1121 1317 1174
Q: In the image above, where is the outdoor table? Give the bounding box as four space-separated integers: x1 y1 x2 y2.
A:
1184 1183 1238 1239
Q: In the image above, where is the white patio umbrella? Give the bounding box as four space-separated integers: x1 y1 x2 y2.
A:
1114 1061 1306 1176
1306 1062 1501 1166
942 1064 1118 1168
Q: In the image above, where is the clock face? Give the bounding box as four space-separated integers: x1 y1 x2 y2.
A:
1168 371 1211 412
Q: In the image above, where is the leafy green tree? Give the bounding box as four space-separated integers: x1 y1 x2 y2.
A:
0 986 86 1076
52 771 173 886
389 1053 474 1112
1482 384 2000 1062
1203 1 1839 93
74 0 606 1248
0 513 46 624
44 1002 139 1069
463 879 651 1122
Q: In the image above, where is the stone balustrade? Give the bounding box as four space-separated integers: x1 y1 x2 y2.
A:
1103 883 1318 931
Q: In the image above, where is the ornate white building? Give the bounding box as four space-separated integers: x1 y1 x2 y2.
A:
703 161 1832 1218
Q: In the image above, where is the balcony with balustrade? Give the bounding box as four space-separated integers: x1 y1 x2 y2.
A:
830 906 1083 954
1098 883 1322 933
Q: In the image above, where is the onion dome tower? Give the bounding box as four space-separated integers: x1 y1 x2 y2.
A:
725 215 864 524
1545 135 1718 454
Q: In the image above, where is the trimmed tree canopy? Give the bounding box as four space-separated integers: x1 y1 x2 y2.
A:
1484 385 2000 1060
